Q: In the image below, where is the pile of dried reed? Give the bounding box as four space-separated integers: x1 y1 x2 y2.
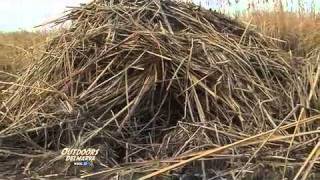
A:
0 0 319 179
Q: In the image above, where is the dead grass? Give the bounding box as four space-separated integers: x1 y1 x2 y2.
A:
0 0 319 179
0 1 319 179
0 31 47 72
242 2 320 56
0 31 48 101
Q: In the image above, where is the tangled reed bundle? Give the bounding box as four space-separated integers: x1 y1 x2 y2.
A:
0 0 319 179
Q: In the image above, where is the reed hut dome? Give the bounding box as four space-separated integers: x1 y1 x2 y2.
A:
1 0 318 179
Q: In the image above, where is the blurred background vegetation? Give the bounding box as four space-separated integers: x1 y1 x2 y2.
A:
0 0 319 73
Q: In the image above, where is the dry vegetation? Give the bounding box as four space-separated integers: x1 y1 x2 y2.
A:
243 2 320 56
0 31 47 100
0 0 319 179
1 1 319 71
0 31 47 71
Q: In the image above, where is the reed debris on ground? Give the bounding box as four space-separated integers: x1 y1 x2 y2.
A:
0 0 319 179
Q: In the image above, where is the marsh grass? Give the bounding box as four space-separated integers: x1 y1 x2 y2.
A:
0 0 319 179
240 0 320 55
0 31 47 72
